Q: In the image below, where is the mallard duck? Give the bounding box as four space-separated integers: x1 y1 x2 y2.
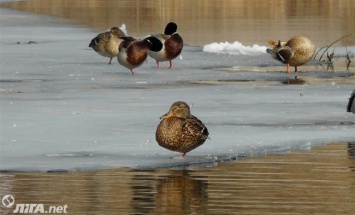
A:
117 36 163 75
266 36 316 73
89 27 125 64
148 22 183 69
347 89 355 114
156 101 209 157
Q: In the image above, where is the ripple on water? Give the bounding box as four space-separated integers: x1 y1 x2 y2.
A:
0 142 354 215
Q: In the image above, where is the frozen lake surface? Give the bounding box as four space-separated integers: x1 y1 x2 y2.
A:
0 8 354 172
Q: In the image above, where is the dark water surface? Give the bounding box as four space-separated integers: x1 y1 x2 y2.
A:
1 0 354 46
1 142 354 215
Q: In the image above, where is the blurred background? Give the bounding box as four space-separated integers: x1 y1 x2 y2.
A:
1 0 354 46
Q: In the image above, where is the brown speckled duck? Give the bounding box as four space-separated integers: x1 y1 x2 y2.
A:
117 36 163 75
266 36 316 73
148 22 183 69
347 89 355 114
89 27 125 64
156 101 209 157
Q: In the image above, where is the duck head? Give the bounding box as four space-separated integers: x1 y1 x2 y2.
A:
164 22 178 35
145 36 163 52
160 101 192 119
110 27 125 37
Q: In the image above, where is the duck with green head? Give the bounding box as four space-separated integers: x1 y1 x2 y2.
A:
117 36 163 75
148 22 184 69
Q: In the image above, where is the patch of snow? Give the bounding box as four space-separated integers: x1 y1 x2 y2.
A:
203 41 268 56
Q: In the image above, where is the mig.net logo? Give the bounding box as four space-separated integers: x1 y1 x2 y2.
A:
2 195 68 214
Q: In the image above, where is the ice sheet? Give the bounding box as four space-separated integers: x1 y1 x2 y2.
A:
0 8 354 172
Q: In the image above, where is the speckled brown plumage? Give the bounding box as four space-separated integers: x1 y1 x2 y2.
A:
148 22 183 69
266 36 316 73
156 101 209 157
89 27 124 64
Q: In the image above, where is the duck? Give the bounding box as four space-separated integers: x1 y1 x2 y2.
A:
148 22 183 69
347 89 355 114
89 27 125 64
268 40 286 47
117 36 163 75
266 36 316 73
156 101 209 157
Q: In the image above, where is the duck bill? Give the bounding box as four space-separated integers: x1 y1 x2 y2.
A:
160 110 176 119
159 113 168 119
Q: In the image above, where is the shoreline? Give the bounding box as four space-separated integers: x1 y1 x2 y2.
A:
0 141 353 173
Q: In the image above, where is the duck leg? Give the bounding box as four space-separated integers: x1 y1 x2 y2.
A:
169 60 174 69
294 66 298 73
286 63 290 73
109 57 113 64
130 69 135 75
156 60 161 69
171 153 186 159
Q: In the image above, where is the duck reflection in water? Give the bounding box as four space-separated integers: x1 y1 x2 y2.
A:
348 142 355 159
130 169 208 215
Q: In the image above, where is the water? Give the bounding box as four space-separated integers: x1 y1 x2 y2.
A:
1 0 354 46
0 0 355 214
1 142 354 214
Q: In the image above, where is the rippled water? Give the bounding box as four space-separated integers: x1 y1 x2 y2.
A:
0 142 354 215
1 0 354 46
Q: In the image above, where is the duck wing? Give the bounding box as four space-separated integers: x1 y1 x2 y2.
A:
183 116 209 139
267 46 294 63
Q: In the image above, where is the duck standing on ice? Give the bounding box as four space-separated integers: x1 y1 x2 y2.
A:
89 27 125 64
267 36 316 73
148 22 183 69
156 101 209 157
117 36 163 75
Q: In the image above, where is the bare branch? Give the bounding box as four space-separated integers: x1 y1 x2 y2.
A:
317 34 353 61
